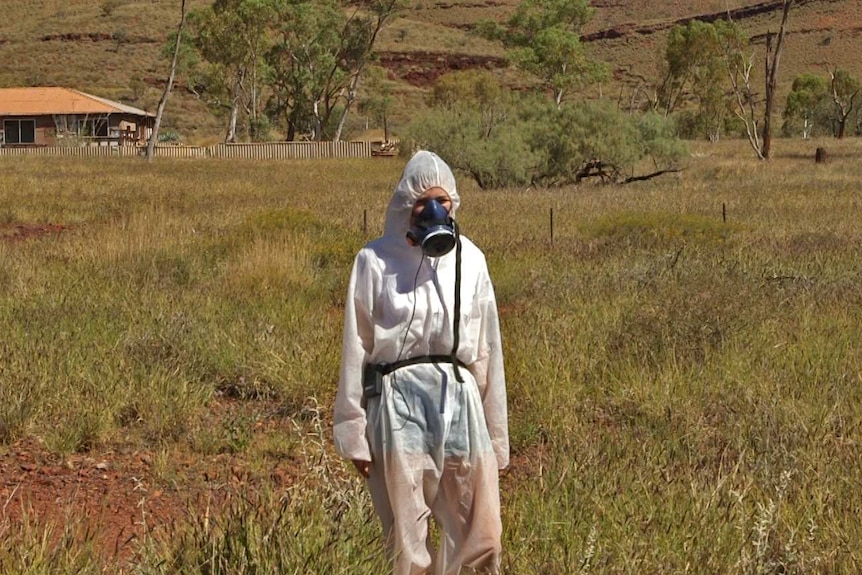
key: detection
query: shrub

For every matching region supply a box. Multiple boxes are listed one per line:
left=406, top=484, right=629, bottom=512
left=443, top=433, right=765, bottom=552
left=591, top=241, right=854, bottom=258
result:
left=529, top=100, right=687, bottom=185
left=158, top=130, right=181, bottom=143
left=100, top=0, right=122, bottom=17
left=403, top=107, right=539, bottom=189
left=402, top=72, right=686, bottom=189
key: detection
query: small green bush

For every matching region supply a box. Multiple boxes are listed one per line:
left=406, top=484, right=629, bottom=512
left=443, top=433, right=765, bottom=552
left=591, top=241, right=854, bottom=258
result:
left=403, top=73, right=687, bottom=189
left=100, top=0, right=122, bottom=17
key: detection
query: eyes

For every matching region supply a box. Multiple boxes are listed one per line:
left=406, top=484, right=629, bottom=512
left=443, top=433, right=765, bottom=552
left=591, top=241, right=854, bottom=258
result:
left=412, top=195, right=451, bottom=214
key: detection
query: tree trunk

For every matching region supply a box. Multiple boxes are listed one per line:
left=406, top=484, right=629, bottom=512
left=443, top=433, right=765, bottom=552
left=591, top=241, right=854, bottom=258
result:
left=727, top=57, right=764, bottom=160
left=225, top=72, right=244, bottom=143
left=146, top=0, right=187, bottom=163
left=312, top=100, right=323, bottom=141
left=762, top=32, right=774, bottom=159
left=761, top=1, right=792, bottom=160
left=226, top=98, right=239, bottom=143
left=286, top=112, right=297, bottom=142
left=333, top=74, right=361, bottom=142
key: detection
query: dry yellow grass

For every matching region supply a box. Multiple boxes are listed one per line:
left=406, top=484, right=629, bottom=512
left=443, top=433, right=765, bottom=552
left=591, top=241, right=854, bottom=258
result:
left=1, top=137, right=862, bottom=572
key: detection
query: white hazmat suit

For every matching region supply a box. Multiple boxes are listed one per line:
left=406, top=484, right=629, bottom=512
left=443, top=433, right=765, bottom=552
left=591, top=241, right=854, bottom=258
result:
left=334, top=151, right=509, bottom=575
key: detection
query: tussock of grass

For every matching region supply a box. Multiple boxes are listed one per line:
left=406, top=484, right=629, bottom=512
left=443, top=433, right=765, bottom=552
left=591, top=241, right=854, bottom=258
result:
left=0, top=509, right=102, bottom=575
left=136, top=404, right=387, bottom=575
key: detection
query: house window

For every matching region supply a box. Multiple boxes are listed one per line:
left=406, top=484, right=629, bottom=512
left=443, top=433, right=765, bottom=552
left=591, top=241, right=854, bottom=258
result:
left=76, top=116, right=109, bottom=138
left=95, top=118, right=109, bottom=138
left=3, top=119, right=36, bottom=144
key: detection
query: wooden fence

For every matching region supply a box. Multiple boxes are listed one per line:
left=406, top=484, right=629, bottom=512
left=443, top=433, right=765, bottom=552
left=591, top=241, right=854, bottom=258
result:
left=0, top=146, right=141, bottom=158
left=0, top=140, right=385, bottom=160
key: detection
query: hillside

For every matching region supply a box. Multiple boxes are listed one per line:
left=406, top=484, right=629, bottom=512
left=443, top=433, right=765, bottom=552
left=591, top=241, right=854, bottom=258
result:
left=1, top=0, right=859, bottom=143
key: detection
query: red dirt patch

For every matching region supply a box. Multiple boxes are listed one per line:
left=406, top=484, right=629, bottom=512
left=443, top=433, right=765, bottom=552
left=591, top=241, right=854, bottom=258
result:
left=0, top=439, right=183, bottom=560
left=0, top=222, right=69, bottom=242
left=0, top=399, right=302, bottom=565
left=40, top=32, right=157, bottom=45
left=378, top=51, right=508, bottom=87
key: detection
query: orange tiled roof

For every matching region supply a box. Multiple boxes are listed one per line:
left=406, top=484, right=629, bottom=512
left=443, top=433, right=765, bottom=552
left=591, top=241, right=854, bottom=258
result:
left=0, top=87, right=154, bottom=117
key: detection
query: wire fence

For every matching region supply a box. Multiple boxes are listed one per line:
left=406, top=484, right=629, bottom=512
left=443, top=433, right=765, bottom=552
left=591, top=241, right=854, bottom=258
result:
left=0, top=140, right=394, bottom=160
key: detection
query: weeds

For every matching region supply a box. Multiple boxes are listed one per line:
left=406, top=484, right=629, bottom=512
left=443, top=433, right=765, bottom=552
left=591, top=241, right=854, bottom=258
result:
left=0, top=503, right=102, bottom=575
left=1, top=142, right=862, bottom=572
left=134, top=399, right=385, bottom=575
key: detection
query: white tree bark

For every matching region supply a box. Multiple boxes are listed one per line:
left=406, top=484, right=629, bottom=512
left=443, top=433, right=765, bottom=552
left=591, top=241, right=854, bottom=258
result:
left=147, top=0, right=187, bottom=163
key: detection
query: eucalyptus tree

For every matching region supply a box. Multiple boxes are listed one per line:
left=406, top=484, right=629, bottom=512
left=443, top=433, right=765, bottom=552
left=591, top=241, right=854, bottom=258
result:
left=266, top=0, right=409, bottom=141
left=357, top=65, right=395, bottom=141
left=266, top=0, right=344, bottom=141
left=188, top=0, right=276, bottom=142
left=147, top=0, right=187, bottom=162
left=657, top=20, right=727, bottom=141
left=714, top=19, right=762, bottom=154
left=783, top=73, right=830, bottom=138
left=332, top=0, right=411, bottom=141
left=477, top=0, right=605, bottom=107
left=179, top=0, right=406, bottom=142
left=716, top=0, right=793, bottom=159
left=826, top=66, right=860, bottom=139
left=760, top=0, right=793, bottom=158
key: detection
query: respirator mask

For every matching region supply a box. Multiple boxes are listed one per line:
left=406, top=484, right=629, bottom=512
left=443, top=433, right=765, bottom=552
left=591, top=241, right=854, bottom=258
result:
left=406, top=198, right=457, bottom=257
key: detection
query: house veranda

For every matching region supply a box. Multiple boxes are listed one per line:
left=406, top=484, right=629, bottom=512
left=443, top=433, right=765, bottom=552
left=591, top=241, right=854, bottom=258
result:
left=0, top=87, right=154, bottom=148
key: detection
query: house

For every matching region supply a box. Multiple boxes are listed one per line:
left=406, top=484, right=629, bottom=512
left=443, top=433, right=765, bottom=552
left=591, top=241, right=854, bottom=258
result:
left=0, top=87, right=155, bottom=147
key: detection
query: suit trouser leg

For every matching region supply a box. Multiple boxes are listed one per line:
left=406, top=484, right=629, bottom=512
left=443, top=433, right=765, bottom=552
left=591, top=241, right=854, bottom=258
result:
left=432, top=453, right=502, bottom=575
left=365, top=364, right=502, bottom=575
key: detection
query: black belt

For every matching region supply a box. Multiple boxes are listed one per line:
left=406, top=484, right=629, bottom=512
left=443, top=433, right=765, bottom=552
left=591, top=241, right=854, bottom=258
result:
left=376, top=355, right=467, bottom=375
left=362, top=355, right=468, bottom=400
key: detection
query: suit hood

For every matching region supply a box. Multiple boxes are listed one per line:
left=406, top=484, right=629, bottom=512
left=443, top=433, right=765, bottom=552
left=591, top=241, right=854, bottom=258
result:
left=383, top=150, right=460, bottom=239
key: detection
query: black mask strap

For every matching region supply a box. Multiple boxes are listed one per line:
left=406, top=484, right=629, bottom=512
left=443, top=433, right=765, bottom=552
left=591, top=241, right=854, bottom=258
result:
left=451, top=220, right=463, bottom=384
left=438, top=220, right=463, bottom=414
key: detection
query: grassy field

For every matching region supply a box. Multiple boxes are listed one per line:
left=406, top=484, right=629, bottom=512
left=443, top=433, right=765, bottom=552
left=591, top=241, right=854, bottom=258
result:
left=1, top=137, right=862, bottom=573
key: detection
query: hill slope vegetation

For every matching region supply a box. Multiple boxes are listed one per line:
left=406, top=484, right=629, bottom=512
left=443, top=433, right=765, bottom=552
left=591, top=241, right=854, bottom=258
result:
left=1, top=0, right=858, bottom=142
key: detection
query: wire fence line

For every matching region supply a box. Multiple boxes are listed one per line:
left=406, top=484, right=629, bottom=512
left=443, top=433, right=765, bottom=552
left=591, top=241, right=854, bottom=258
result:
left=0, top=140, right=396, bottom=160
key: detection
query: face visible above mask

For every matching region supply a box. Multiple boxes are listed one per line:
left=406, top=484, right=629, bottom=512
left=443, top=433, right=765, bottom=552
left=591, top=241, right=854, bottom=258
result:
left=406, top=198, right=457, bottom=257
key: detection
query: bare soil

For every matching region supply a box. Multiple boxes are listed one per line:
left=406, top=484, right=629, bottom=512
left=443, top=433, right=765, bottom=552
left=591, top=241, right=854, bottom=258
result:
left=0, top=223, right=69, bottom=242
left=377, top=51, right=508, bottom=87
left=0, top=398, right=302, bottom=565
left=0, top=438, right=185, bottom=559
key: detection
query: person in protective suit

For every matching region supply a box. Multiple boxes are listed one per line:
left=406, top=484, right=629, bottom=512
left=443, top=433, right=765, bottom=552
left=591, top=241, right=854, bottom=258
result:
left=333, top=150, right=509, bottom=575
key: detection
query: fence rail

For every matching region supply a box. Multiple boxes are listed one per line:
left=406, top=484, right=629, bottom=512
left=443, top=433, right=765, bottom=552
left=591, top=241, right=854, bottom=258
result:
left=0, top=140, right=389, bottom=160
left=0, top=146, right=140, bottom=158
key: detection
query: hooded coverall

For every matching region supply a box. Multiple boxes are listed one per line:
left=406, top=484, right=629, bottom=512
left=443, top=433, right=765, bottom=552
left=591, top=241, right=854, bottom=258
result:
left=333, top=151, right=509, bottom=575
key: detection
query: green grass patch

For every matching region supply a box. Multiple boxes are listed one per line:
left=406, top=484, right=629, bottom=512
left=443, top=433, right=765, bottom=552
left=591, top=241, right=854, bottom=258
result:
left=582, top=210, right=736, bottom=251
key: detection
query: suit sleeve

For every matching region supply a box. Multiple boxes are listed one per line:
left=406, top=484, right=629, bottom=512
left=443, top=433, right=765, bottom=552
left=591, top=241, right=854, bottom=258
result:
left=333, top=250, right=375, bottom=462
left=470, top=265, right=510, bottom=469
